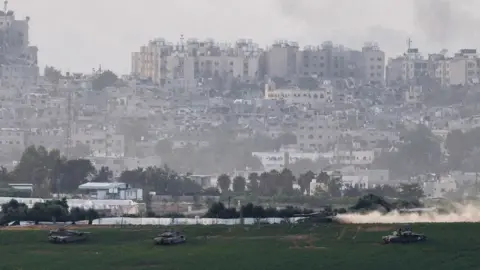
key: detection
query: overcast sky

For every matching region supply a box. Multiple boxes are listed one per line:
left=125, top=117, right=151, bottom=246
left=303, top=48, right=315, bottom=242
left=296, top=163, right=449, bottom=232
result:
left=12, top=0, right=480, bottom=74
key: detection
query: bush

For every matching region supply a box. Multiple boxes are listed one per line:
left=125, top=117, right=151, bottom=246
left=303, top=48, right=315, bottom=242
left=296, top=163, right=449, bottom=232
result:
left=0, top=198, right=100, bottom=225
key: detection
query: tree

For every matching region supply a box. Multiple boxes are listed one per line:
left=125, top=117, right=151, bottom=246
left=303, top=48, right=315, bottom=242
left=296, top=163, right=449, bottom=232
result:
left=298, top=170, right=315, bottom=195
left=259, top=170, right=278, bottom=196
left=278, top=168, right=295, bottom=195
left=92, top=70, right=118, bottom=91
left=58, top=159, right=96, bottom=193
left=0, top=199, right=28, bottom=224
left=232, top=176, right=246, bottom=193
left=91, top=166, right=113, bottom=182
left=11, top=146, right=65, bottom=196
left=119, top=167, right=145, bottom=188
left=217, top=174, right=231, bottom=193
left=0, top=166, right=13, bottom=185
left=44, top=66, right=62, bottom=84
left=247, top=172, right=259, bottom=193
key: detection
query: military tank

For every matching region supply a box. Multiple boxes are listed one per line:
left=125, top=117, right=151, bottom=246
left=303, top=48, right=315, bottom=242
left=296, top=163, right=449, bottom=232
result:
left=48, top=228, right=90, bottom=244
left=382, top=226, right=426, bottom=244
left=153, top=231, right=186, bottom=245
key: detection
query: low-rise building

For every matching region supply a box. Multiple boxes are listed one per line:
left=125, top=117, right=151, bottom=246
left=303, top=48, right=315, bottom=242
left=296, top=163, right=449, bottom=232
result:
left=78, top=182, right=143, bottom=201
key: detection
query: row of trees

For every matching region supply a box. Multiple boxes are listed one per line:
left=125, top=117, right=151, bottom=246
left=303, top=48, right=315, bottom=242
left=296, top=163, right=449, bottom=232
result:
left=0, top=198, right=99, bottom=225
left=0, top=146, right=210, bottom=199
left=0, top=145, right=424, bottom=206
left=215, top=169, right=424, bottom=200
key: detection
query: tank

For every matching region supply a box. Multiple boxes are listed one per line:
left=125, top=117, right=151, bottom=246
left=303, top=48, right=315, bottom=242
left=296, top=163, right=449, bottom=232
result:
left=153, top=231, right=186, bottom=245
left=382, top=227, right=426, bottom=244
left=48, top=228, right=90, bottom=244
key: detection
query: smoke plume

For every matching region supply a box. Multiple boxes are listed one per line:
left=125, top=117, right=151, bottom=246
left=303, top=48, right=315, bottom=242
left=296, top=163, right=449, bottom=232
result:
left=413, top=0, right=479, bottom=47
left=336, top=203, right=480, bottom=224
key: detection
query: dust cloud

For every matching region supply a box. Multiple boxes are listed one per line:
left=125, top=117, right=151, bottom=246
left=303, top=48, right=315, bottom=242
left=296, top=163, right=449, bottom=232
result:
left=413, top=0, right=480, bottom=47
left=336, top=203, right=480, bottom=224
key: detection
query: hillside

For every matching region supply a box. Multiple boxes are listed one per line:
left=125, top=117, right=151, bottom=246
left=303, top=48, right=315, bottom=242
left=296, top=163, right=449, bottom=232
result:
left=0, top=223, right=478, bottom=270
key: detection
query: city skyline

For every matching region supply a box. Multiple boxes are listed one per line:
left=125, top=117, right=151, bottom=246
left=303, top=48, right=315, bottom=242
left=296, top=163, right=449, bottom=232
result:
left=12, top=0, right=480, bottom=74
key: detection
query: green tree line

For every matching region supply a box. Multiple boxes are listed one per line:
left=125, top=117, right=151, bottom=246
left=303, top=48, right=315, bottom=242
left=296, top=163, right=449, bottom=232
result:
left=0, top=198, right=99, bottom=226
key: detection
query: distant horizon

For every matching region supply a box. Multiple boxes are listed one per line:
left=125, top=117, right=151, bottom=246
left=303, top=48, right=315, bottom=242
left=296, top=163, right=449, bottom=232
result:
left=10, top=0, right=480, bottom=74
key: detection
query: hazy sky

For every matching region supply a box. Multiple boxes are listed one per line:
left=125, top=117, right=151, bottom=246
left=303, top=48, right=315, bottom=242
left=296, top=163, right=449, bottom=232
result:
left=12, top=0, right=480, bottom=74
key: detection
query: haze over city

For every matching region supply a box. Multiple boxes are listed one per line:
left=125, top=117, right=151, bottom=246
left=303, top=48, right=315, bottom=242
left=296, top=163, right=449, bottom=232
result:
left=13, top=0, right=480, bottom=73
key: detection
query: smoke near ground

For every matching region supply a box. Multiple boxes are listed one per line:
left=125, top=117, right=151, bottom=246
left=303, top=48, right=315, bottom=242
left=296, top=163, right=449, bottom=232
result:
left=336, top=203, right=480, bottom=224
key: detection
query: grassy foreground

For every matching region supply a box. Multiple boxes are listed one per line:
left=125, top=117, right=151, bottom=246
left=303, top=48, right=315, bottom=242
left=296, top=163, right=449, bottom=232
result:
left=0, top=223, right=479, bottom=270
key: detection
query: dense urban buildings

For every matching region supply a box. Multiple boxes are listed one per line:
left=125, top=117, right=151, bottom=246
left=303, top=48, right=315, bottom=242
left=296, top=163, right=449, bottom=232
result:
left=2, top=4, right=480, bottom=204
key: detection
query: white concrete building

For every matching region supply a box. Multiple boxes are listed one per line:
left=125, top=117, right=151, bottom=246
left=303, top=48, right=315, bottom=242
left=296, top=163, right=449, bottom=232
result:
left=422, top=175, right=457, bottom=198
left=252, top=151, right=322, bottom=172
left=264, top=81, right=334, bottom=106
left=321, top=149, right=375, bottom=165
left=78, top=182, right=143, bottom=201
left=362, top=43, right=385, bottom=85
left=0, top=128, right=26, bottom=150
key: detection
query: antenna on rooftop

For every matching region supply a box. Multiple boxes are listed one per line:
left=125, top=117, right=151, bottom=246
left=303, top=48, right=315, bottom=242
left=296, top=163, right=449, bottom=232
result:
left=407, top=38, right=412, bottom=50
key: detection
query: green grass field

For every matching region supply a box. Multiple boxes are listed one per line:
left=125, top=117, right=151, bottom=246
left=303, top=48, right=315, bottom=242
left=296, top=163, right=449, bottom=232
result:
left=0, top=223, right=479, bottom=270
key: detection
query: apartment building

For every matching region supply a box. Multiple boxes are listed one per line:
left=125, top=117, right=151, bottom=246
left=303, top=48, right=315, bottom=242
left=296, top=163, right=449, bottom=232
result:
left=361, top=43, right=385, bottom=85
left=0, top=9, right=39, bottom=90
left=296, top=42, right=385, bottom=86
left=73, top=130, right=126, bottom=157
left=386, top=48, right=429, bottom=86
left=132, top=38, right=262, bottom=85
left=295, top=114, right=342, bottom=152
left=264, top=80, right=334, bottom=107
left=265, top=40, right=299, bottom=79
left=0, top=128, right=26, bottom=149
left=321, top=149, right=375, bottom=165
left=252, top=151, right=321, bottom=172
left=131, top=38, right=173, bottom=85
left=387, top=47, right=480, bottom=87
left=446, top=49, right=480, bottom=86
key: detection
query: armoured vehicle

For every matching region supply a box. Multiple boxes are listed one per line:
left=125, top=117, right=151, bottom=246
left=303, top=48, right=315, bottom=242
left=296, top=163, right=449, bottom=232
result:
left=382, top=227, right=426, bottom=244
left=153, top=231, right=186, bottom=245
left=48, top=228, right=90, bottom=244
